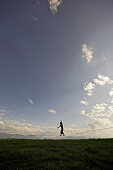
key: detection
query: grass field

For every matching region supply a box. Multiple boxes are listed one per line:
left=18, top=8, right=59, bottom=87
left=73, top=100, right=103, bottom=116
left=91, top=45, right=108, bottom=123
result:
left=0, top=139, right=113, bottom=170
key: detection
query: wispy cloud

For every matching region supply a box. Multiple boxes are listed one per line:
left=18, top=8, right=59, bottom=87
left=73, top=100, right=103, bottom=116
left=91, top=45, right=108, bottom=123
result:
left=35, top=0, right=40, bottom=5
left=81, top=44, right=94, bottom=63
left=48, top=0, right=62, bottom=14
left=0, top=109, right=6, bottom=115
left=0, top=109, right=6, bottom=119
left=27, top=97, right=34, bottom=105
left=32, top=16, right=38, bottom=21
left=48, top=109, right=56, bottom=114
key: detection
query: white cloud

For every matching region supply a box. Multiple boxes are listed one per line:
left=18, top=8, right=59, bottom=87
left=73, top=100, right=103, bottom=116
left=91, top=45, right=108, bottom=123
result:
left=0, top=119, right=57, bottom=136
left=83, top=74, right=113, bottom=97
left=27, top=97, right=34, bottom=104
left=22, top=119, right=26, bottom=122
left=81, top=103, right=113, bottom=131
left=94, top=73, right=113, bottom=86
left=0, top=119, right=95, bottom=138
left=91, top=103, right=107, bottom=114
left=80, top=110, right=86, bottom=116
left=81, top=44, right=94, bottom=63
left=48, top=0, right=62, bottom=14
left=83, top=82, right=95, bottom=96
left=48, top=109, right=56, bottom=114
left=83, top=103, right=113, bottom=119
left=0, top=109, right=6, bottom=119
left=0, top=109, right=6, bottom=115
left=80, top=100, right=89, bottom=105
left=80, top=102, right=113, bottom=138
left=0, top=121, right=4, bottom=125
left=88, top=118, right=113, bottom=130
left=0, top=117, right=113, bottom=138
left=111, top=98, right=113, bottom=104
left=109, top=88, right=113, bottom=97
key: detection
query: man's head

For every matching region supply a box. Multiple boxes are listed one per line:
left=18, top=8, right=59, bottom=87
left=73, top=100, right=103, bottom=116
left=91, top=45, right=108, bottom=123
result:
left=60, top=120, right=62, bottom=124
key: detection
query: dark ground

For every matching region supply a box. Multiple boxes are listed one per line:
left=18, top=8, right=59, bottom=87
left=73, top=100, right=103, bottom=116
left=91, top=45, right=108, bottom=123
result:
left=0, top=139, right=113, bottom=170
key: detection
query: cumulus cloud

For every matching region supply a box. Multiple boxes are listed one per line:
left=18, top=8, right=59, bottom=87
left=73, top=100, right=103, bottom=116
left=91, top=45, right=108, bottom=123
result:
left=111, top=98, right=113, bottom=104
left=82, top=103, right=113, bottom=119
left=81, top=44, right=94, bottom=63
left=27, top=97, right=34, bottom=104
left=80, top=103, right=113, bottom=130
left=109, top=88, right=113, bottom=97
left=83, top=82, right=95, bottom=96
left=80, top=110, right=86, bottom=116
left=90, top=103, right=110, bottom=118
left=88, top=118, right=113, bottom=131
left=83, top=74, right=113, bottom=96
left=48, top=0, right=62, bottom=14
left=48, top=109, right=56, bottom=114
left=80, top=100, right=89, bottom=105
left=94, top=74, right=113, bottom=86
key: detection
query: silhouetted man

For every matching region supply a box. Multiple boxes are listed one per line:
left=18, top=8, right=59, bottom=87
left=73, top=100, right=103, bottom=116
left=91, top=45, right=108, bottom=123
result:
left=58, top=120, right=65, bottom=136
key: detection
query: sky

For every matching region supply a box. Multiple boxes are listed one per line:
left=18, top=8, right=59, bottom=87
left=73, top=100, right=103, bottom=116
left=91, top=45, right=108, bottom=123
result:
left=0, top=0, right=113, bottom=138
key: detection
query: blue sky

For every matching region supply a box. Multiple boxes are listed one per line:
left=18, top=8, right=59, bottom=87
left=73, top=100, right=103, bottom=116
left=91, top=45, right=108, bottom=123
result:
left=0, top=0, right=113, bottom=138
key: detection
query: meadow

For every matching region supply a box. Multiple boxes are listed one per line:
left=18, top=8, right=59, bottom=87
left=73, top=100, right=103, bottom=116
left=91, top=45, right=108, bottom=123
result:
left=0, top=139, right=113, bottom=170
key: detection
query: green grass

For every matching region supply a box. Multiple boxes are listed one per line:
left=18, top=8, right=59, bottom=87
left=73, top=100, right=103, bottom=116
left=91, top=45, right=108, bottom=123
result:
left=0, top=139, right=113, bottom=170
